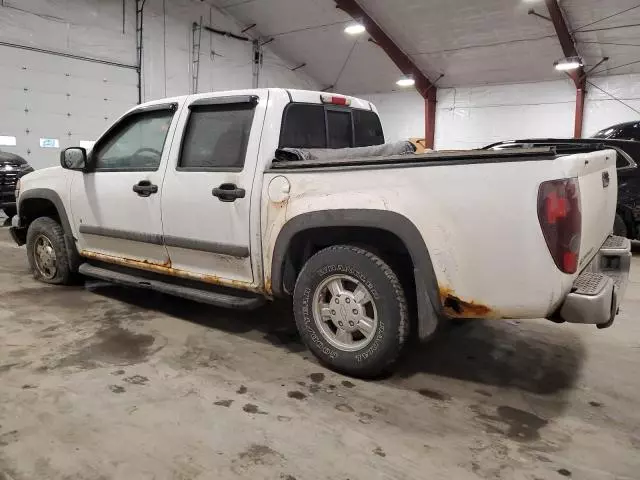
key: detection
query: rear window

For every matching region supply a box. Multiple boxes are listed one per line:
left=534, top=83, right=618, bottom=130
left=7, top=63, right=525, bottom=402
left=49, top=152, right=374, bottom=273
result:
left=279, top=103, right=384, bottom=149
left=354, top=109, right=384, bottom=147
left=327, top=110, right=352, bottom=148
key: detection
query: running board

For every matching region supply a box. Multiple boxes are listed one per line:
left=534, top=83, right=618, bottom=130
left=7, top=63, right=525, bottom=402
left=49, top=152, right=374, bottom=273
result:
left=78, top=263, right=265, bottom=310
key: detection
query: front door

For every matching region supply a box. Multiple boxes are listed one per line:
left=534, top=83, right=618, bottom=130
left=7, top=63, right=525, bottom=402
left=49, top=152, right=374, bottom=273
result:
left=160, top=93, right=266, bottom=287
left=70, top=103, right=180, bottom=265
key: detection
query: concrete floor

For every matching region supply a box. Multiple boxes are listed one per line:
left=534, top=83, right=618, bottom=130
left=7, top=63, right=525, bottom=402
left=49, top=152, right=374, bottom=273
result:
left=0, top=224, right=639, bottom=480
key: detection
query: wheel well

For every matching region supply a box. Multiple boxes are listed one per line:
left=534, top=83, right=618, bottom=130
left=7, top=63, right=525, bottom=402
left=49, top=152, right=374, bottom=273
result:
left=20, top=198, right=60, bottom=227
left=280, top=226, right=415, bottom=299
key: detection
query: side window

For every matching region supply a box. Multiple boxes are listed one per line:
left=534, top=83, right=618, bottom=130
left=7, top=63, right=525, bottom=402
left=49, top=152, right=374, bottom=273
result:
left=179, top=103, right=256, bottom=170
left=354, top=110, right=384, bottom=147
left=327, top=109, right=353, bottom=148
left=279, top=104, right=326, bottom=149
left=93, top=109, right=174, bottom=171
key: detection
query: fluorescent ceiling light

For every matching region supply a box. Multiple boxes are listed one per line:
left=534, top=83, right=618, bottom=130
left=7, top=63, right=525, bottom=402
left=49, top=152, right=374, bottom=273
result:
left=554, top=56, right=583, bottom=71
left=396, top=75, right=415, bottom=87
left=344, top=23, right=365, bottom=35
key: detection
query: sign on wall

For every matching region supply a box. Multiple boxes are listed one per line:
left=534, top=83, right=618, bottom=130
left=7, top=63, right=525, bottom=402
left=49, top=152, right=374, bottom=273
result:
left=39, top=138, right=60, bottom=148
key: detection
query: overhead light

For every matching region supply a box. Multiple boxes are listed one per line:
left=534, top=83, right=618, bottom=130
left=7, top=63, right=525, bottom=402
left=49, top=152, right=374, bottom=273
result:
left=554, top=56, right=583, bottom=71
left=344, top=23, right=365, bottom=35
left=396, top=75, right=415, bottom=87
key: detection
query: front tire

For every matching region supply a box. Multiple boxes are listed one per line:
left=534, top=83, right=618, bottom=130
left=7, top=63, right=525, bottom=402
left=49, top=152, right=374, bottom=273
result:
left=293, top=245, right=409, bottom=378
left=26, top=217, right=74, bottom=285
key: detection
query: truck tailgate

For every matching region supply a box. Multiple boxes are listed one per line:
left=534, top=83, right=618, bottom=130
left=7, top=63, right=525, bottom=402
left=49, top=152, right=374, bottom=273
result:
left=569, top=150, right=618, bottom=271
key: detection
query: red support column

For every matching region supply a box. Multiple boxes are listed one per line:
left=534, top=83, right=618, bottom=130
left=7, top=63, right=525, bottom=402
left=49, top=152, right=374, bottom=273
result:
left=425, top=90, right=437, bottom=149
left=574, top=79, right=586, bottom=138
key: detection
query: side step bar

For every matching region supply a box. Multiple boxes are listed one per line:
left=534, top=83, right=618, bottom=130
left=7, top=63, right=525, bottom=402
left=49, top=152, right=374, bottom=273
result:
left=78, top=263, right=265, bottom=310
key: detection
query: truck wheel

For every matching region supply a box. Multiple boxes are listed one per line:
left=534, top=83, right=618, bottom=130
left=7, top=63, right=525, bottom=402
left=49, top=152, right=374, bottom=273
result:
left=613, top=214, right=628, bottom=238
left=26, top=217, right=73, bottom=285
left=3, top=207, right=16, bottom=218
left=293, top=245, right=409, bottom=378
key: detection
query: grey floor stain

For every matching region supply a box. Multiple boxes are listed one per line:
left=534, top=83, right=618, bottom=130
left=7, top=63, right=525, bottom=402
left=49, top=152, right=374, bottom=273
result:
left=237, top=443, right=283, bottom=465
left=57, top=325, right=157, bottom=369
left=214, top=399, right=233, bottom=407
left=358, top=412, right=373, bottom=424
left=309, top=373, right=325, bottom=383
left=243, top=403, right=268, bottom=415
left=287, top=391, right=306, bottom=400
left=335, top=403, right=355, bottom=413
left=373, top=447, right=386, bottom=457
left=236, top=385, right=248, bottom=394
left=557, top=468, right=572, bottom=477
left=108, top=385, right=126, bottom=394
left=124, top=375, right=149, bottom=385
left=418, top=388, right=452, bottom=402
left=341, top=380, right=355, bottom=388
left=473, top=405, right=548, bottom=442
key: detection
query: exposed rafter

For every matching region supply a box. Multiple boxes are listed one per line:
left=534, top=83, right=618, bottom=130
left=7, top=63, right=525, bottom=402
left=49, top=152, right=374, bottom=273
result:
left=544, top=0, right=585, bottom=137
left=335, top=0, right=437, bottom=147
left=544, top=0, right=584, bottom=88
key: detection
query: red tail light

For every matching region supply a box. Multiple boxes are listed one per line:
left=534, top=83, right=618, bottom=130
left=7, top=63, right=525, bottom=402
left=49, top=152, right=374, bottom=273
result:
left=320, top=94, right=351, bottom=106
left=537, top=178, right=581, bottom=274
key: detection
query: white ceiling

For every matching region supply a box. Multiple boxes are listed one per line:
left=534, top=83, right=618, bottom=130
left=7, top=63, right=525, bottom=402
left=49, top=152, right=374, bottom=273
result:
left=210, top=0, right=640, bottom=94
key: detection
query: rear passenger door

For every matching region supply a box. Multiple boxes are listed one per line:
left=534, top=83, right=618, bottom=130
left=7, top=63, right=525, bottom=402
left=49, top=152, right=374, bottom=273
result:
left=160, top=93, right=265, bottom=287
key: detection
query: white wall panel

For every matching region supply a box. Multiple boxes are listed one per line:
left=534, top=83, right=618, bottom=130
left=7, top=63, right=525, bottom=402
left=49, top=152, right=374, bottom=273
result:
left=357, top=91, right=426, bottom=144
left=0, top=0, right=318, bottom=168
left=359, top=74, right=640, bottom=150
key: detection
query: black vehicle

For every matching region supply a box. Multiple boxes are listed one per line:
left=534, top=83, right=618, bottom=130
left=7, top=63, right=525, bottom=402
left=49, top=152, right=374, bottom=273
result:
left=484, top=138, right=640, bottom=239
left=592, top=121, right=640, bottom=141
left=0, top=151, right=33, bottom=218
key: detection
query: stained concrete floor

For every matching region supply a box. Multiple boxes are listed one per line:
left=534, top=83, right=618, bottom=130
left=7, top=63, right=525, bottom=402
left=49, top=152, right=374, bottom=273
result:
left=0, top=224, right=639, bottom=480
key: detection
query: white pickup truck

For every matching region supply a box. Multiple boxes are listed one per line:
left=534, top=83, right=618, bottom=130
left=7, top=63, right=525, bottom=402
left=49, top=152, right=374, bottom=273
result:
left=10, top=88, right=631, bottom=377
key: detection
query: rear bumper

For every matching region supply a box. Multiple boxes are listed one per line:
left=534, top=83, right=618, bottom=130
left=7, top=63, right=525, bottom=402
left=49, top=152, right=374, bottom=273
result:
left=556, top=235, right=631, bottom=327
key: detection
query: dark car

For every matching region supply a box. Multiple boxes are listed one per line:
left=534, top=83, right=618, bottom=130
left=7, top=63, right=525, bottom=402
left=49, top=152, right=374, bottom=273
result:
left=0, top=151, right=34, bottom=218
left=484, top=138, right=640, bottom=239
left=592, top=121, right=640, bottom=141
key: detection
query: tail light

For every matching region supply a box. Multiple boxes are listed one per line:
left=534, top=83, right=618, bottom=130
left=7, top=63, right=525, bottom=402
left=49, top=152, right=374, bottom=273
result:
left=320, top=94, right=351, bottom=106
left=537, top=178, right=581, bottom=274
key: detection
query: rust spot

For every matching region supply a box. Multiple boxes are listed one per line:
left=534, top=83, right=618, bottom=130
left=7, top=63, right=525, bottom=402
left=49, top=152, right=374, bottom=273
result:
left=439, top=287, right=492, bottom=318
left=80, top=250, right=263, bottom=294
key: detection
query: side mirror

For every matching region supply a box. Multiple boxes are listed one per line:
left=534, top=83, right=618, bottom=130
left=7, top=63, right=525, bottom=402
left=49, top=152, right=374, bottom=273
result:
left=60, top=147, right=87, bottom=171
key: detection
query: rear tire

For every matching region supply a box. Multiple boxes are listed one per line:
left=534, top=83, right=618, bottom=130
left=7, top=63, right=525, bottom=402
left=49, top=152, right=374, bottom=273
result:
left=2, top=207, right=16, bottom=218
left=293, top=245, right=409, bottom=378
left=613, top=213, right=628, bottom=238
left=26, top=217, right=74, bottom=285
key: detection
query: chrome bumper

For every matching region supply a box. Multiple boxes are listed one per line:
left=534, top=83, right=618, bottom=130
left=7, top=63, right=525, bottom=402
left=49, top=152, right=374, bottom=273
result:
left=558, top=235, right=631, bottom=327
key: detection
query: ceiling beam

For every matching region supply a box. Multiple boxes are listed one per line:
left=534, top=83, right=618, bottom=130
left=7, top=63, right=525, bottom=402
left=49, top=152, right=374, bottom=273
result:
left=544, top=0, right=584, bottom=88
left=335, top=0, right=435, bottom=101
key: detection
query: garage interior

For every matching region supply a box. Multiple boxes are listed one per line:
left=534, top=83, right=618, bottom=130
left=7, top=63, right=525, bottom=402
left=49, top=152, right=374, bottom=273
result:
left=1, top=0, right=640, bottom=479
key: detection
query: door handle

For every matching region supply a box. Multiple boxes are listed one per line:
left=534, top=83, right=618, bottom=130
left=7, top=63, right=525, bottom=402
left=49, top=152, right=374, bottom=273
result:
left=133, top=180, right=158, bottom=197
left=212, top=183, right=245, bottom=202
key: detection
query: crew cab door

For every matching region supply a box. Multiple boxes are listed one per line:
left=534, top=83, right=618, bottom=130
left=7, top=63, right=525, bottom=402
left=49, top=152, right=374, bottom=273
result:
left=160, top=93, right=266, bottom=286
left=70, top=103, right=180, bottom=264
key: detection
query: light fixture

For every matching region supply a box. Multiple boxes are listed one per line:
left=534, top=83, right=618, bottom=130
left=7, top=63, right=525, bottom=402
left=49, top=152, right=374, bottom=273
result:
left=344, top=23, right=365, bottom=35
left=396, top=75, right=415, bottom=87
left=554, top=56, right=583, bottom=71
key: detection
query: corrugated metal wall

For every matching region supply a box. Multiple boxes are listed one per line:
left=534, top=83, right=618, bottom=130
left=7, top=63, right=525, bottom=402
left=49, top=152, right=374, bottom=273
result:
left=0, top=0, right=318, bottom=169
